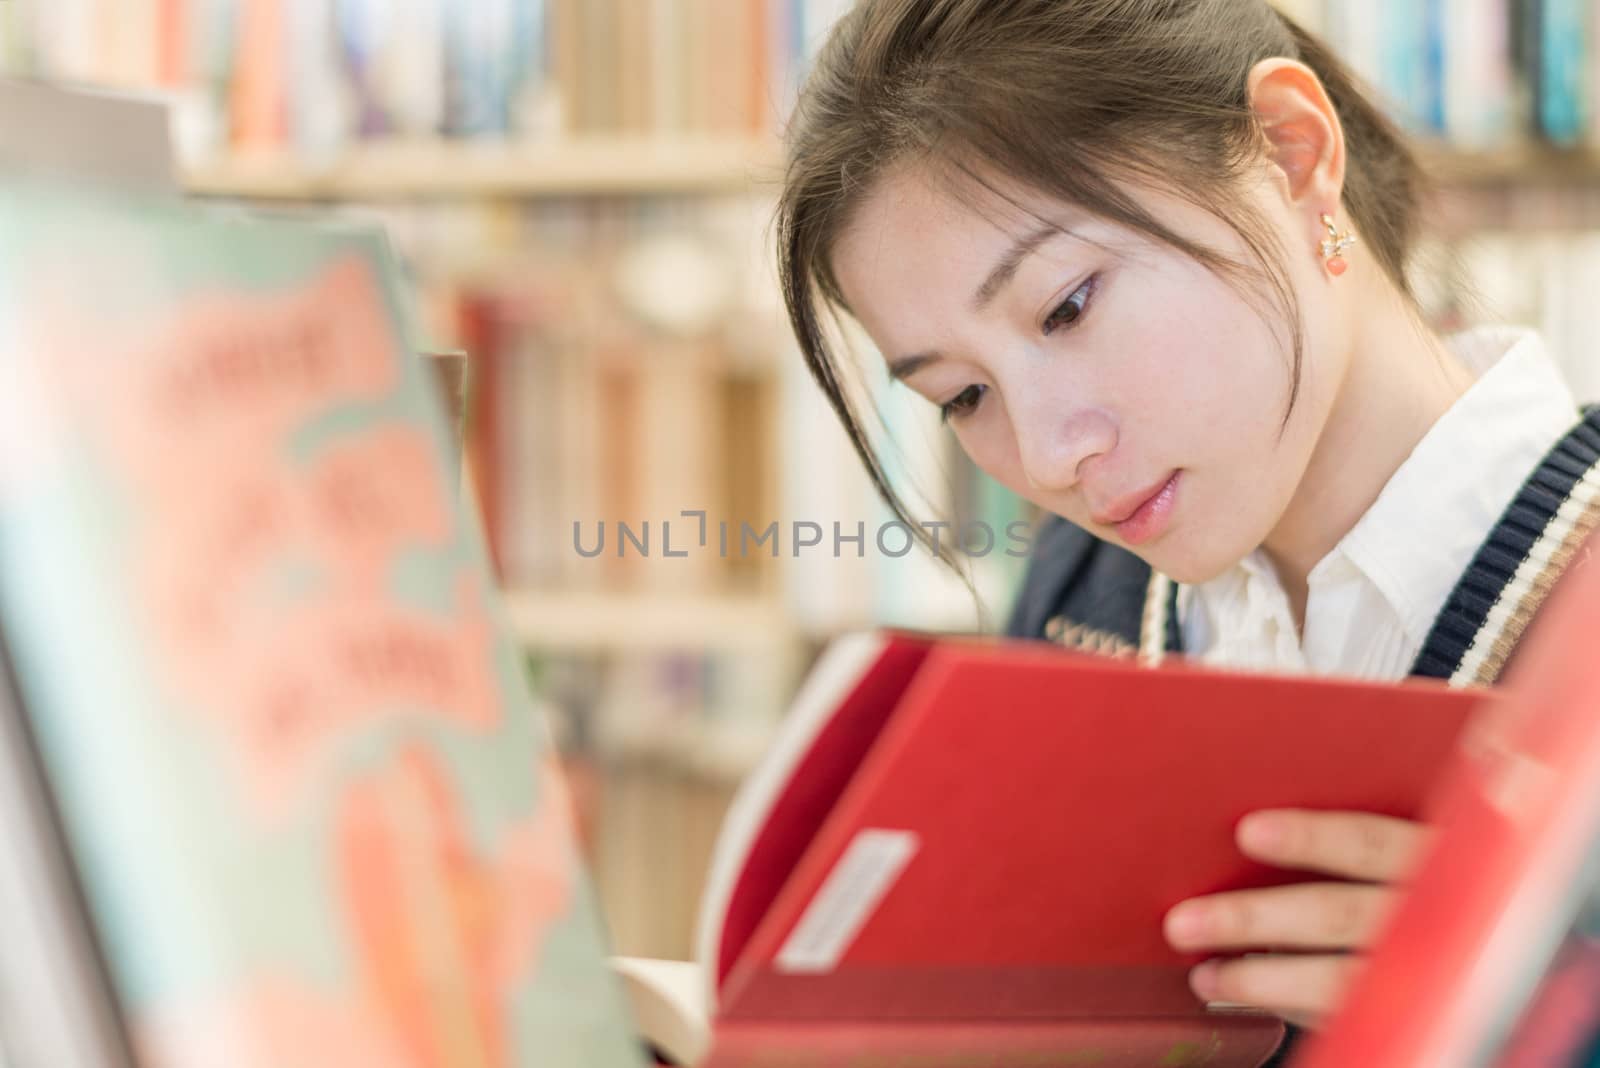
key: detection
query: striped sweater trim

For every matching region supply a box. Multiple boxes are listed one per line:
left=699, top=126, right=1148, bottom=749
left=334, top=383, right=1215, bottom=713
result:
left=1411, top=408, right=1600, bottom=686
left=1138, top=571, right=1182, bottom=666
left=1138, top=571, right=1170, bottom=665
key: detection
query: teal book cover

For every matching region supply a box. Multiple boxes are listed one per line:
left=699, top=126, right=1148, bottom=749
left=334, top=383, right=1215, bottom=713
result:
left=1537, top=0, right=1589, bottom=146
left=0, top=179, right=644, bottom=1068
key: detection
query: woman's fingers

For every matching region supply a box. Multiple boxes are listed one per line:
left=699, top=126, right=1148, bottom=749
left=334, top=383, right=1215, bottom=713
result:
left=1236, top=809, right=1431, bottom=883
left=1165, top=882, right=1395, bottom=952
left=1159, top=810, right=1429, bottom=1027
left=1189, top=952, right=1364, bottom=1026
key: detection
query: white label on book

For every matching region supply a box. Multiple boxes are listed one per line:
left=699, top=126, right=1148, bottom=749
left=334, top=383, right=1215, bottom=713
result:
left=775, top=828, right=918, bottom=974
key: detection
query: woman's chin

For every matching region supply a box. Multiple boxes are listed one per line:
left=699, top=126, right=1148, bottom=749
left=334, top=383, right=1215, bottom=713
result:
left=1138, top=544, right=1249, bottom=587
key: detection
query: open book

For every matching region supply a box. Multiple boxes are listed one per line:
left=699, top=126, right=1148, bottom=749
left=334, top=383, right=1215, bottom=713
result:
left=616, top=632, right=1485, bottom=1067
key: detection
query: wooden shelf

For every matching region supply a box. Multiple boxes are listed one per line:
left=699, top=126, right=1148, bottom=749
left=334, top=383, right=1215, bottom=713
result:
left=1420, top=143, right=1600, bottom=187
left=181, top=137, right=785, bottom=200
left=501, top=589, right=796, bottom=652
left=179, top=138, right=1600, bottom=201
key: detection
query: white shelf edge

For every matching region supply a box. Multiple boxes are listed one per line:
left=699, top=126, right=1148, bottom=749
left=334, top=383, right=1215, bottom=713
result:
left=181, top=137, right=786, bottom=200
left=501, top=588, right=798, bottom=652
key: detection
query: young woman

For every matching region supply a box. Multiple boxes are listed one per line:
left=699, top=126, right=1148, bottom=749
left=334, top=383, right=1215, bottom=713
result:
left=773, top=0, right=1600, bottom=1052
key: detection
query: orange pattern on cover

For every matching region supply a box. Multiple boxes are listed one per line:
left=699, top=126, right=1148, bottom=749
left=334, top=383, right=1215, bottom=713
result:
left=338, top=746, right=576, bottom=1067
left=308, top=426, right=456, bottom=590
left=136, top=748, right=576, bottom=1068
left=20, top=257, right=506, bottom=819
left=191, top=571, right=503, bottom=815
left=134, top=424, right=455, bottom=666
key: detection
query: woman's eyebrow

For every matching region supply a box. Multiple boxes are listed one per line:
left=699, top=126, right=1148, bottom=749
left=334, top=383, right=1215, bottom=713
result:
left=971, top=221, right=1062, bottom=311
left=888, top=351, right=939, bottom=382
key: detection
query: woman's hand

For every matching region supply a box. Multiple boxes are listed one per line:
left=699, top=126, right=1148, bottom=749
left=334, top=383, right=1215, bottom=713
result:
left=1162, top=809, right=1430, bottom=1029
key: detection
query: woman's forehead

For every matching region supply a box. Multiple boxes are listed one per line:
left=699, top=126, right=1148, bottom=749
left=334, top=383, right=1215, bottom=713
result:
left=863, top=160, right=1085, bottom=240
left=835, top=164, right=1167, bottom=311
left=842, top=154, right=1284, bottom=290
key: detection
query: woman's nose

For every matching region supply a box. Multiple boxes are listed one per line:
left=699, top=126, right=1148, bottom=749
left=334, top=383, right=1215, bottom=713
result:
left=1015, top=403, right=1118, bottom=494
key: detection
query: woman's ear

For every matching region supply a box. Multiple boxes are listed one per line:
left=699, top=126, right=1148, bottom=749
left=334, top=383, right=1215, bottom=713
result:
left=1247, top=58, right=1345, bottom=208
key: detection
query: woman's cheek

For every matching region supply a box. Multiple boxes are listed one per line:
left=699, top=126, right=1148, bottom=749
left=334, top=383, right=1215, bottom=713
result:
left=957, top=417, right=1035, bottom=507
left=953, top=418, right=1009, bottom=482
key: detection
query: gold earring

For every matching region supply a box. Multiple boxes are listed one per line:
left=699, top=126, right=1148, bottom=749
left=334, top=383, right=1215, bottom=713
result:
left=1319, top=212, right=1356, bottom=276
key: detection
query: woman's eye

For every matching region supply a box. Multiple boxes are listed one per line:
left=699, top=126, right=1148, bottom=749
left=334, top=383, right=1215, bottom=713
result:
left=939, top=384, right=986, bottom=423
left=1043, top=274, right=1097, bottom=336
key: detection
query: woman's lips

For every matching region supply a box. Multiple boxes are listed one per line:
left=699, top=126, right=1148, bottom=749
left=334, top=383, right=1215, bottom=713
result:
left=1107, top=472, right=1181, bottom=546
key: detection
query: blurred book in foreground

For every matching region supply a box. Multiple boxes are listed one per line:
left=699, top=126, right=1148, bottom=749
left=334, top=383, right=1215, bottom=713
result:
left=0, top=178, right=642, bottom=1067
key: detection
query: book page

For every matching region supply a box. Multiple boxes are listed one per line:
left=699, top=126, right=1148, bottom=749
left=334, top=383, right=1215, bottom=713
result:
left=693, top=631, right=890, bottom=1007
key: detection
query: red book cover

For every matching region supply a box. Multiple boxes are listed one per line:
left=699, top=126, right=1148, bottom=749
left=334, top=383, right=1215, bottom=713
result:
left=657, top=633, right=1483, bottom=1068
left=1293, top=543, right=1600, bottom=1068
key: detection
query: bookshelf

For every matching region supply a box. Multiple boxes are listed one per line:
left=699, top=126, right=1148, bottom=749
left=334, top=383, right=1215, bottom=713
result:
left=1420, top=145, right=1600, bottom=188
left=503, top=588, right=797, bottom=651
left=181, top=136, right=787, bottom=200
left=180, top=141, right=1600, bottom=202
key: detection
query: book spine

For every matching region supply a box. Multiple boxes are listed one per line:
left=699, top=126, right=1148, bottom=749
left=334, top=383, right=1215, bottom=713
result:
left=1417, top=0, right=1446, bottom=133
left=1443, top=0, right=1514, bottom=149
left=684, top=0, right=711, bottom=133
left=540, top=0, right=572, bottom=134
left=228, top=0, right=288, bottom=151
left=153, top=0, right=188, bottom=85
left=1536, top=0, right=1589, bottom=146
left=617, top=0, right=650, bottom=135
left=510, top=0, right=552, bottom=138
left=441, top=0, right=469, bottom=136
left=286, top=0, right=349, bottom=163
left=1512, top=0, right=1544, bottom=140
left=748, top=0, right=770, bottom=136
left=586, top=0, right=616, bottom=133
left=649, top=0, right=682, bottom=136
left=1379, top=0, right=1428, bottom=131
left=386, top=0, right=444, bottom=137
left=704, top=1017, right=1284, bottom=1068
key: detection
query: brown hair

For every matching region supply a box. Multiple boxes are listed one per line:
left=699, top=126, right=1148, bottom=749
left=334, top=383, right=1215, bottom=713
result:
left=776, top=0, right=1428, bottom=569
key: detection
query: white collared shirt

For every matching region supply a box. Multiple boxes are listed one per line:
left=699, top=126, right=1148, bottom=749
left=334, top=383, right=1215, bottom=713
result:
left=1179, top=327, right=1581, bottom=680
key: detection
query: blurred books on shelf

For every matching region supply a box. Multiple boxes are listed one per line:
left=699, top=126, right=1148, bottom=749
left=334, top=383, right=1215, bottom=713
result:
left=0, top=0, right=852, bottom=167
left=5, top=0, right=1598, bottom=195
left=180, top=137, right=786, bottom=200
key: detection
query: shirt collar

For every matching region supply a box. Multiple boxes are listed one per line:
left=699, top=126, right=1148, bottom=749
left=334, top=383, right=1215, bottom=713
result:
left=1323, top=326, right=1579, bottom=643
left=1187, top=326, right=1580, bottom=653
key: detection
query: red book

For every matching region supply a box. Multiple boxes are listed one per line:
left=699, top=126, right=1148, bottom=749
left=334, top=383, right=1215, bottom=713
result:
left=1293, top=543, right=1600, bottom=1068
left=616, top=633, right=1481, bottom=1067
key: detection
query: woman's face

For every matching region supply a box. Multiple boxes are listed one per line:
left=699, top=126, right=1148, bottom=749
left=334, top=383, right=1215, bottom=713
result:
left=830, top=163, right=1349, bottom=584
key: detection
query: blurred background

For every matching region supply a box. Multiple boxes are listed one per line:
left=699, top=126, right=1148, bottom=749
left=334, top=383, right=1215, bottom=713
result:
left=3, top=0, right=1600, bottom=962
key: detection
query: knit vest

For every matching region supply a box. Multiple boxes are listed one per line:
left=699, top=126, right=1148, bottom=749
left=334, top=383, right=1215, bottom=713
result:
left=1006, top=406, right=1600, bottom=686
